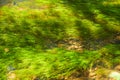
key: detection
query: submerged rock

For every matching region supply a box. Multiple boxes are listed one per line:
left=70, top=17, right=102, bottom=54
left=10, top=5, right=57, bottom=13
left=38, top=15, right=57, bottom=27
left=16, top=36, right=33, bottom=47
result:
left=114, top=65, right=120, bottom=72
left=7, top=65, right=15, bottom=72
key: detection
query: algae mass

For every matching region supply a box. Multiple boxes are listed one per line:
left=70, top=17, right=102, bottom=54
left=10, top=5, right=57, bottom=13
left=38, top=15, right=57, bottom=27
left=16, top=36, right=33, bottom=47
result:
left=0, top=0, right=120, bottom=80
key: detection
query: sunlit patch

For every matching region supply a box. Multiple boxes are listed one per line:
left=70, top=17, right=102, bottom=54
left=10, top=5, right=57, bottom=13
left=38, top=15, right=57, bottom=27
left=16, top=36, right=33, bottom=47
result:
left=103, top=1, right=120, bottom=6
left=4, top=48, right=9, bottom=53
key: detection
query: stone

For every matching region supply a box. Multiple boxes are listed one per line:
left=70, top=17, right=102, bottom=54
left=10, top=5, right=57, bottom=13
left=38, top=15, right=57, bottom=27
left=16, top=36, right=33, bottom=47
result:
left=114, top=65, right=120, bottom=72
